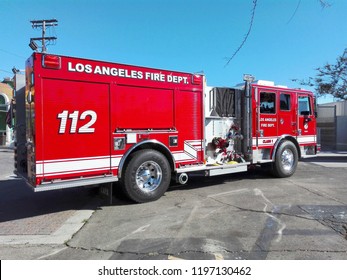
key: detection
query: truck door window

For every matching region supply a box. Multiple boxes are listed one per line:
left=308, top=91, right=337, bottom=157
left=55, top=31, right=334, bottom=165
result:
left=298, top=95, right=311, bottom=115
left=260, top=92, right=276, bottom=114
left=280, top=93, right=290, bottom=111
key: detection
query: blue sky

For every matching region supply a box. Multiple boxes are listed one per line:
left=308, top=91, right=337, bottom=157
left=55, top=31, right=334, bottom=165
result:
left=1, top=0, right=346, bottom=103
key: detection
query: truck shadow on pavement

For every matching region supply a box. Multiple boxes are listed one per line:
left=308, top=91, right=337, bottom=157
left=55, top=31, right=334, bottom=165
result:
left=0, top=177, right=101, bottom=228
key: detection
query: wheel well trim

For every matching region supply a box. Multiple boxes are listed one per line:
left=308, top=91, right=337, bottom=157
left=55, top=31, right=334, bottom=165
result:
left=271, top=135, right=301, bottom=161
left=117, top=140, right=176, bottom=179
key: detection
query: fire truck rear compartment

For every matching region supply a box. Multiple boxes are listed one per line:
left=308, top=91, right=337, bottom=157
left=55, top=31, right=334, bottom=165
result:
left=39, top=79, right=112, bottom=183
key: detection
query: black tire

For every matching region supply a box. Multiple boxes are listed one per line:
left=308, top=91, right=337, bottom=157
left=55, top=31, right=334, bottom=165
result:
left=272, top=140, right=298, bottom=178
left=121, top=149, right=171, bottom=203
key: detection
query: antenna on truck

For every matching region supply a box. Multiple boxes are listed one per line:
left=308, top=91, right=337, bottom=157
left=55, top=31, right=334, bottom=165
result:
left=29, top=19, right=58, bottom=53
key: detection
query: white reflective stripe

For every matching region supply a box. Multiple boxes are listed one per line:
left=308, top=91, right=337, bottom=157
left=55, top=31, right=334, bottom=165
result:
left=36, top=155, right=110, bottom=164
left=43, top=157, right=111, bottom=175
left=35, top=156, right=111, bottom=176
left=35, top=155, right=124, bottom=175
left=186, top=140, right=203, bottom=151
left=253, top=135, right=317, bottom=146
left=111, top=156, right=121, bottom=169
left=36, top=163, right=43, bottom=175
left=184, top=142, right=198, bottom=158
left=173, top=152, right=197, bottom=162
left=297, top=135, right=316, bottom=143
left=38, top=167, right=111, bottom=177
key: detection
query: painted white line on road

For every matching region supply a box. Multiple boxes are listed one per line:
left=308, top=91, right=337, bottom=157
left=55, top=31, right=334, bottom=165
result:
left=207, top=188, right=249, bottom=198
left=254, top=188, right=286, bottom=243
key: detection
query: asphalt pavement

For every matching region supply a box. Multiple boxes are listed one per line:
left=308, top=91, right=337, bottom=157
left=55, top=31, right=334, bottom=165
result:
left=0, top=147, right=347, bottom=259
left=0, top=147, right=102, bottom=258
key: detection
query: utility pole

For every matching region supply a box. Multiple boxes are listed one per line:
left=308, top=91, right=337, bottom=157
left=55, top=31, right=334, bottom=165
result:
left=29, top=19, right=58, bottom=53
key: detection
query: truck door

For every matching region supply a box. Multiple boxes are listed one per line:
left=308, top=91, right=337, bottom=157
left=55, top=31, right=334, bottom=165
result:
left=297, top=93, right=316, bottom=143
left=41, top=79, right=111, bottom=180
left=278, top=92, right=296, bottom=136
left=258, top=90, right=278, bottom=144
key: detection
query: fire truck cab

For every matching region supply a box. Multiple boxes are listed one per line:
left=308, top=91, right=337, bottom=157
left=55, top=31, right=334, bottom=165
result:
left=14, top=53, right=317, bottom=202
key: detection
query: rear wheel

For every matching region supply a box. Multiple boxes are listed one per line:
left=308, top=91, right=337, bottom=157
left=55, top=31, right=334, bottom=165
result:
left=121, top=149, right=171, bottom=203
left=272, top=140, right=298, bottom=178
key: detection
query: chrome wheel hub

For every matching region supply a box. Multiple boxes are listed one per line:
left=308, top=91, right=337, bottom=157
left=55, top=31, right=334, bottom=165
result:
left=135, top=161, right=162, bottom=192
left=281, top=149, right=294, bottom=171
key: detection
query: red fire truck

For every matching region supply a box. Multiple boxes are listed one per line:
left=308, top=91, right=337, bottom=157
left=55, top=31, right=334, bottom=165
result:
left=14, top=53, right=317, bottom=202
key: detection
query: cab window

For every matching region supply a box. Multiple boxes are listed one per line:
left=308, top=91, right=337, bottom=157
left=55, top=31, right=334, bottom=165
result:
left=280, top=93, right=291, bottom=111
left=260, top=92, right=276, bottom=114
left=298, top=95, right=312, bottom=115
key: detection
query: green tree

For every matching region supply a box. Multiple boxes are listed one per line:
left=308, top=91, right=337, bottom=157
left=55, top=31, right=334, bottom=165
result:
left=299, top=48, right=347, bottom=100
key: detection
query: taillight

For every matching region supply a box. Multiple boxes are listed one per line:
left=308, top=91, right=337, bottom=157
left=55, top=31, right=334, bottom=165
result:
left=42, top=55, right=61, bottom=69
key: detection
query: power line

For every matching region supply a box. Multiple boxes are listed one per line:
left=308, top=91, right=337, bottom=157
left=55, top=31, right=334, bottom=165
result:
left=287, top=0, right=330, bottom=24
left=225, top=0, right=257, bottom=67
left=0, top=48, right=26, bottom=59
left=0, top=69, right=13, bottom=74
left=287, top=0, right=302, bottom=24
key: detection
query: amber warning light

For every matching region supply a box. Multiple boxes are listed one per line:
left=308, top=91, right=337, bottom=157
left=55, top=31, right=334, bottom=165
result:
left=42, top=55, right=61, bottom=69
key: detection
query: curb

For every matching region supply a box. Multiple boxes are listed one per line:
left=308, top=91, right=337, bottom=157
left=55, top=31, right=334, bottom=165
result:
left=0, top=202, right=98, bottom=245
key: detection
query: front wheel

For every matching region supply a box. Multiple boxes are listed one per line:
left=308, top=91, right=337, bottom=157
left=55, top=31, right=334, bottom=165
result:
left=272, top=140, right=298, bottom=178
left=121, top=149, right=171, bottom=203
